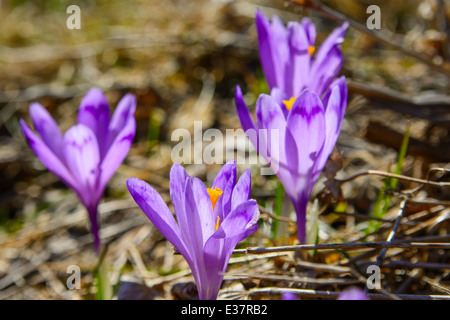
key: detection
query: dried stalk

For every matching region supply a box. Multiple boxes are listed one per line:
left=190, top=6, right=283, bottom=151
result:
left=232, top=242, right=450, bottom=255
left=334, top=170, right=450, bottom=188
left=376, top=200, right=407, bottom=265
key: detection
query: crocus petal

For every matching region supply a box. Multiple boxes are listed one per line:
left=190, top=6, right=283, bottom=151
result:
left=282, top=292, right=299, bottom=300
left=256, top=9, right=289, bottom=91
left=77, top=88, right=111, bottom=158
left=184, top=177, right=215, bottom=296
left=235, top=86, right=259, bottom=149
left=231, top=169, right=251, bottom=210
left=212, top=159, right=236, bottom=191
left=311, top=22, right=348, bottom=95
left=313, top=22, right=348, bottom=67
left=269, top=87, right=290, bottom=118
left=281, top=122, right=300, bottom=197
left=63, top=124, right=101, bottom=207
left=28, top=103, right=65, bottom=160
left=317, top=77, right=347, bottom=171
left=335, top=76, right=348, bottom=123
left=126, top=177, right=192, bottom=265
left=301, top=18, right=316, bottom=45
left=255, top=93, right=286, bottom=156
left=337, top=287, right=370, bottom=300
left=213, top=199, right=260, bottom=240
left=108, top=93, right=136, bottom=151
left=169, top=164, right=192, bottom=253
left=98, top=116, right=136, bottom=197
left=19, top=119, right=78, bottom=191
left=255, top=94, right=289, bottom=180
left=212, top=159, right=236, bottom=220
left=185, top=177, right=216, bottom=247
left=286, top=89, right=326, bottom=189
left=169, top=164, right=189, bottom=215
left=286, top=21, right=313, bottom=96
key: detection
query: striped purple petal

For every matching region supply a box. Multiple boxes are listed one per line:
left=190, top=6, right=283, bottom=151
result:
left=77, top=88, right=111, bottom=158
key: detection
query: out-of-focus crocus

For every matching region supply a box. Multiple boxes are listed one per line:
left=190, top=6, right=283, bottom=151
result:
left=235, top=77, right=347, bottom=244
left=283, top=287, right=369, bottom=300
left=282, top=292, right=299, bottom=300
left=337, top=287, right=370, bottom=300
left=20, top=88, right=136, bottom=253
left=255, top=9, right=348, bottom=98
left=126, top=160, right=260, bottom=300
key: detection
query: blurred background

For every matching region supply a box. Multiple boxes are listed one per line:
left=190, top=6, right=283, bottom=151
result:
left=0, top=0, right=449, bottom=300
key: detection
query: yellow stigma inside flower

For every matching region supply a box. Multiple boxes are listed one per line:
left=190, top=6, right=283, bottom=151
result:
left=283, top=97, right=296, bottom=111
left=308, top=45, right=316, bottom=56
left=207, top=187, right=223, bottom=212
left=208, top=187, right=223, bottom=231
left=215, top=216, right=220, bottom=231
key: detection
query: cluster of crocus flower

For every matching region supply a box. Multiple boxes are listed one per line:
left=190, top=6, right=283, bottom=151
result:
left=236, top=10, right=349, bottom=244
left=20, top=9, right=350, bottom=300
left=127, top=160, right=260, bottom=300
left=20, top=88, right=136, bottom=253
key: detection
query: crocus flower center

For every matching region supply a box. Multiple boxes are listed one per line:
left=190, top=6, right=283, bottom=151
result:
left=207, top=187, right=223, bottom=231
left=215, top=216, right=220, bottom=231
left=283, top=97, right=296, bottom=111
left=308, top=45, right=316, bottom=57
left=207, top=187, right=223, bottom=212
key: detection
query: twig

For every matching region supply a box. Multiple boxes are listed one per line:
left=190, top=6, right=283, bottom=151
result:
left=294, top=260, right=350, bottom=273
left=229, top=273, right=359, bottom=285
left=258, top=205, right=295, bottom=223
left=422, top=276, right=450, bottom=295
left=376, top=200, right=407, bottom=265
left=232, top=242, right=450, bottom=255
left=382, top=261, right=450, bottom=270
left=334, top=170, right=450, bottom=188
left=332, top=210, right=417, bottom=226
left=403, top=199, right=450, bottom=207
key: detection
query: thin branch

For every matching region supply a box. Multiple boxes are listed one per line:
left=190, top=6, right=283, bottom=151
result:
left=232, top=242, right=450, bottom=255
left=229, top=273, right=360, bottom=285
left=376, top=199, right=407, bottom=265
left=382, top=261, right=450, bottom=270
left=258, top=205, right=295, bottom=223
left=334, top=170, right=450, bottom=188
left=332, top=210, right=417, bottom=226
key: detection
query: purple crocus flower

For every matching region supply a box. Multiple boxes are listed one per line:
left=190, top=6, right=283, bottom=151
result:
left=235, top=77, right=347, bottom=244
left=282, top=287, right=369, bottom=300
left=255, top=9, right=349, bottom=98
left=282, top=292, right=299, bottom=300
left=126, top=160, right=260, bottom=300
left=337, top=287, right=370, bottom=300
left=20, top=88, right=136, bottom=253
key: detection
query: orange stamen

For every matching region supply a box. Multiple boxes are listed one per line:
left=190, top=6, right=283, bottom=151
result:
left=207, top=187, right=223, bottom=212
left=283, top=97, right=296, bottom=111
left=308, top=45, right=316, bottom=57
